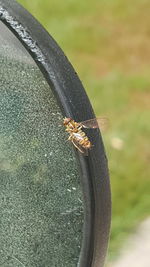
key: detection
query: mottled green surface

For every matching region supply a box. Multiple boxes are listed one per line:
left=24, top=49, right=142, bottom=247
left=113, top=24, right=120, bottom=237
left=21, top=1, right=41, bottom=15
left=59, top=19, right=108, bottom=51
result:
left=0, top=22, right=83, bottom=267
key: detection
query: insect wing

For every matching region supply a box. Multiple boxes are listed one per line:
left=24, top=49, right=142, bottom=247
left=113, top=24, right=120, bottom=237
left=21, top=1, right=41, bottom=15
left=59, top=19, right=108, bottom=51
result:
left=80, top=117, right=108, bottom=131
left=72, top=139, right=88, bottom=156
left=72, top=132, right=84, bottom=140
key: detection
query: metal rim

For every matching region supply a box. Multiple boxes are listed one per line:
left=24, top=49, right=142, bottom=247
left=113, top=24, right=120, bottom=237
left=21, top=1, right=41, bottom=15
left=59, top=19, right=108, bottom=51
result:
left=0, top=1, right=111, bottom=266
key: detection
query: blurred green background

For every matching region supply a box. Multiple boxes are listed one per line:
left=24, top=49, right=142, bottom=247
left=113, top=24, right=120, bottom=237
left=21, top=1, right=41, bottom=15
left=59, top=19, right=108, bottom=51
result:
left=18, top=0, right=150, bottom=262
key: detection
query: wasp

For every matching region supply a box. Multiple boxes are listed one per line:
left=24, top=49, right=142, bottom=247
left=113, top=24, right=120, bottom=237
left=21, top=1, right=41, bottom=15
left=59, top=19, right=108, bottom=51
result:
left=63, top=117, right=107, bottom=155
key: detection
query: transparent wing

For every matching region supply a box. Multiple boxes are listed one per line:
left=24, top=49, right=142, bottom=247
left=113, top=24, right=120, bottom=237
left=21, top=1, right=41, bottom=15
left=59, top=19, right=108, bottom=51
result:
left=80, top=117, right=109, bottom=131
left=72, top=139, right=88, bottom=156
left=72, top=132, right=84, bottom=140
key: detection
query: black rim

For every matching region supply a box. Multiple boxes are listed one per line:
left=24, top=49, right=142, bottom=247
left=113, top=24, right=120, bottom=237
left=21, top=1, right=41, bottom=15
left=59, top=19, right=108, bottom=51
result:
left=0, top=1, right=111, bottom=266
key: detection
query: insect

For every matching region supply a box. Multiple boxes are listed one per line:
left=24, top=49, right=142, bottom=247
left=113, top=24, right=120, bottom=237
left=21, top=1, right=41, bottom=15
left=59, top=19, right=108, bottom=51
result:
left=63, top=117, right=107, bottom=155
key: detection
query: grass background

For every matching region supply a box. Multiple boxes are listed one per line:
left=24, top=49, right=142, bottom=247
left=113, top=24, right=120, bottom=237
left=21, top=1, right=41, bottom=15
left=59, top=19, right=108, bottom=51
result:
left=18, top=0, right=150, bottom=262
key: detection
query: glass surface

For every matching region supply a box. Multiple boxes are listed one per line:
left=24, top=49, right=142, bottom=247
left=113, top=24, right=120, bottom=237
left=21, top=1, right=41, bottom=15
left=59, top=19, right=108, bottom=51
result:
left=0, top=21, right=83, bottom=267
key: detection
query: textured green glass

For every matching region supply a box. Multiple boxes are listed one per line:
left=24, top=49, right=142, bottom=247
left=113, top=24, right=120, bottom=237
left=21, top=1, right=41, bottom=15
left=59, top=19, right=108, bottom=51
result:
left=0, top=21, right=83, bottom=267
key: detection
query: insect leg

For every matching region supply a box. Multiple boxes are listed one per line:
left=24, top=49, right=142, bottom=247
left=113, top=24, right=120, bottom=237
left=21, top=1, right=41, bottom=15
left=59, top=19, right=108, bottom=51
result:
left=72, top=140, right=84, bottom=153
left=77, top=126, right=83, bottom=130
left=72, top=139, right=88, bottom=155
left=68, top=135, right=72, bottom=141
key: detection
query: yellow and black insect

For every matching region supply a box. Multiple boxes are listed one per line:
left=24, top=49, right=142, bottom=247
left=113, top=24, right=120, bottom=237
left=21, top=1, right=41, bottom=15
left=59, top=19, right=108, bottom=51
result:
left=63, top=117, right=108, bottom=155
left=63, top=117, right=92, bottom=155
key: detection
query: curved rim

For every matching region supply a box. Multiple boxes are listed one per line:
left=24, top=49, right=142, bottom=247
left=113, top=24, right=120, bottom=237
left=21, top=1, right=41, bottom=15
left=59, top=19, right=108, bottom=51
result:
left=0, top=1, right=111, bottom=266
